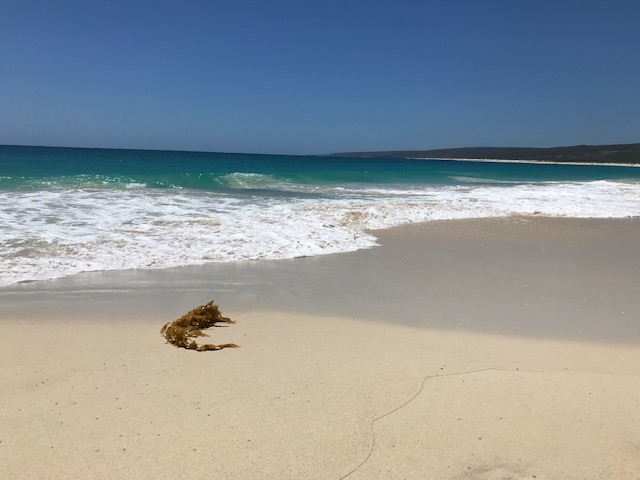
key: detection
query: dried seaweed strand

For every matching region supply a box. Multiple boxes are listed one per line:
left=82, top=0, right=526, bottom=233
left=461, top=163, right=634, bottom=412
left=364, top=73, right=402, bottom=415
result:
left=160, top=301, right=239, bottom=351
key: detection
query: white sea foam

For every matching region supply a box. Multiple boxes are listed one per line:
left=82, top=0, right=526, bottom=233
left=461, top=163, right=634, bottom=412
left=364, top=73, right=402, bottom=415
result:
left=448, top=176, right=522, bottom=184
left=1, top=180, right=639, bottom=286
left=216, top=172, right=286, bottom=189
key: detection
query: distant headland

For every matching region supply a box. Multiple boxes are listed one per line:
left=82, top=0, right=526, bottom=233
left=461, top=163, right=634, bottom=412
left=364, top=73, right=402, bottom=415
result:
left=330, top=143, right=640, bottom=165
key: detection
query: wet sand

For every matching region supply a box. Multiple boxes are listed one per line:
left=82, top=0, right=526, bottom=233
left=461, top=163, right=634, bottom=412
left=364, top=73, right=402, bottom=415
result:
left=3, top=216, right=639, bottom=342
left=1, top=217, right=640, bottom=479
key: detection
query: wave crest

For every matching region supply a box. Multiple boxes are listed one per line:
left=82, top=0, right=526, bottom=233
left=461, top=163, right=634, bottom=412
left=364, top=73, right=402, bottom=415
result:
left=215, top=172, right=286, bottom=189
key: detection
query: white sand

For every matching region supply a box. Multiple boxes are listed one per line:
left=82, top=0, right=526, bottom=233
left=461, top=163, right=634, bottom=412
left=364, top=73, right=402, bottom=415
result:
left=1, top=313, right=639, bottom=479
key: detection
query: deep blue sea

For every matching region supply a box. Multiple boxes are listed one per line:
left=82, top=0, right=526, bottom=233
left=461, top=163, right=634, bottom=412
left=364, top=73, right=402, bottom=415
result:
left=1, top=145, right=639, bottom=286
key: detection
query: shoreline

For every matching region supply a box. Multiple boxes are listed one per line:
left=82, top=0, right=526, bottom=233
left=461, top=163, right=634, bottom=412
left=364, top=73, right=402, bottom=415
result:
left=2, top=216, right=640, bottom=478
left=3, top=216, right=639, bottom=343
left=408, top=156, right=640, bottom=167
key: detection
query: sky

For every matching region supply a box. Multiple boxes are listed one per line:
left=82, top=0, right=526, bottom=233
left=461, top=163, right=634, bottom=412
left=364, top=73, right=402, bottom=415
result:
left=1, top=0, right=639, bottom=155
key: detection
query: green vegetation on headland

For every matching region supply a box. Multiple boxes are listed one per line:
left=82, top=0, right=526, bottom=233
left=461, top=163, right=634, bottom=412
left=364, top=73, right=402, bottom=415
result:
left=330, top=143, right=640, bottom=164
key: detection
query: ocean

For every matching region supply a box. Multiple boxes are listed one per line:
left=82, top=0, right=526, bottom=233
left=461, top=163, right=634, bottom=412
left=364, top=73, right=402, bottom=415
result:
left=1, top=145, right=639, bottom=286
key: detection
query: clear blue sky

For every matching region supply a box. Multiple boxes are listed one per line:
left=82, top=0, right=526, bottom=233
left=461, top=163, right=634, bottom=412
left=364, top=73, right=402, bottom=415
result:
left=2, top=0, right=639, bottom=155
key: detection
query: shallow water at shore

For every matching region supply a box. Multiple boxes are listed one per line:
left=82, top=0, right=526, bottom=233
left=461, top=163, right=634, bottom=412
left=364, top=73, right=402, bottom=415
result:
left=3, top=217, right=639, bottom=344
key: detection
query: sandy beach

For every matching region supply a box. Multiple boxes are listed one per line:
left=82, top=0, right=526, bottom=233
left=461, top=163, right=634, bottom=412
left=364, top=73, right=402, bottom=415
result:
left=2, top=217, right=640, bottom=479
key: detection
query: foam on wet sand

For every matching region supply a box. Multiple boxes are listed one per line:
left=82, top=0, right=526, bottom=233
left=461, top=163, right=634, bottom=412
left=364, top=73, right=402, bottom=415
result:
left=1, top=217, right=640, bottom=479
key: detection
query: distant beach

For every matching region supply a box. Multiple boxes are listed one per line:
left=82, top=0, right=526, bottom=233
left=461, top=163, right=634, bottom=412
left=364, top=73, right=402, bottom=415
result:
left=332, top=143, right=640, bottom=165
left=410, top=156, right=640, bottom=167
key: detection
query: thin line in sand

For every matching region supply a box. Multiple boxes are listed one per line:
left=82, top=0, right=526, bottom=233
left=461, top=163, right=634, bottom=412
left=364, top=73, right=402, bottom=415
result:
left=338, top=365, right=579, bottom=480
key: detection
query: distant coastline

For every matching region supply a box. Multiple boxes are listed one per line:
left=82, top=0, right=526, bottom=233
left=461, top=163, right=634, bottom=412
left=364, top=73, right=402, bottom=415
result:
left=330, top=143, right=640, bottom=165
left=4, top=143, right=640, bottom=165
left=407, top=157, right=640, bottom=168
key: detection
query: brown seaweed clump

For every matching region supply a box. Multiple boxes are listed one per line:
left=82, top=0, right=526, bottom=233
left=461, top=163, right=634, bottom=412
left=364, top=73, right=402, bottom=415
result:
left=160, top=301, right=239, bottom=351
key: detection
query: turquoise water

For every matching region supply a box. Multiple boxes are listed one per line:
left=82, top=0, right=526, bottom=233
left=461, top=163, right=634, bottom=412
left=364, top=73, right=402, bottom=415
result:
left=2, top=145, right=639, bottom=191
left=1, top=145, right=639, bottom=285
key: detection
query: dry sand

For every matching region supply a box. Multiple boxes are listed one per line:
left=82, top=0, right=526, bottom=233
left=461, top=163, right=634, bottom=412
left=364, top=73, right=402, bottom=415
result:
left=1, top=217, right=640, bottom=479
